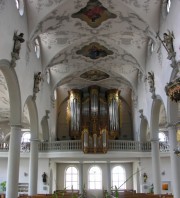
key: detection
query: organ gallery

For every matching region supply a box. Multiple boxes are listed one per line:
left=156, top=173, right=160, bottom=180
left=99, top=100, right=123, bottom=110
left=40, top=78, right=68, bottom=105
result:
left=67, top=86, right=121, bottom=153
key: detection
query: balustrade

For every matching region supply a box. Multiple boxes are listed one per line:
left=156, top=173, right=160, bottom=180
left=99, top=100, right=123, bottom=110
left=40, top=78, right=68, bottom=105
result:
left=0, top=140, right=169, bottom=153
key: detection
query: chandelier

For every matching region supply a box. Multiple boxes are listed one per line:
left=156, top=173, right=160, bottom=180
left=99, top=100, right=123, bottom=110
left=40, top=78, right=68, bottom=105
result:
left=165, top=77, right=180, bottom=102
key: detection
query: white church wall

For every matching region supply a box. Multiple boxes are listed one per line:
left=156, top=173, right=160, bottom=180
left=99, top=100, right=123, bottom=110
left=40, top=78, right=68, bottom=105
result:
left=0, top=158, right=7, bottom=184
left=139, top=156, right=171, bottom=193
left=0, top=157, right=49, bottom=194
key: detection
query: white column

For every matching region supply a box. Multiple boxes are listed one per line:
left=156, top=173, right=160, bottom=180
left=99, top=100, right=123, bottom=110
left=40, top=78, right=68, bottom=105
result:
left=168, top=125, right=180, bottom=198
left=6, top=125, right=22, bottom=198
left=79, top=162, right=83, bottom=194
left=151, top=138, right=161, bottom=194
left=29, top=138, right=39, bottom=195
left=107, top=162, right=111, bottom=194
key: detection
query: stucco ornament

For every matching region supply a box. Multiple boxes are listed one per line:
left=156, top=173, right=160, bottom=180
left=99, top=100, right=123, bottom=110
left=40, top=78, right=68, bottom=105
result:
left=11, top=31, right=25, bottom=67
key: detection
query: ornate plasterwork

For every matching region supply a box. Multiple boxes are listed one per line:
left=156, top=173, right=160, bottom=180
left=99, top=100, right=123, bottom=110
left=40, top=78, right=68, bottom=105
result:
left=72, top=0, right=117, bottom=28
left=28, top=0, right=64, bottom=12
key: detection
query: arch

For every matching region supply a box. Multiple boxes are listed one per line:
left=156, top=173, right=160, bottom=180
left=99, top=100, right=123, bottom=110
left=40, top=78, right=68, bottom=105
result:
left=41, top=116, right=49, bottom=141
left=23, top=96, right=39, bottom=139
left=0, top=59, right=21, bottom=125
left=140, top=118, right=150, bottom=142
left=150, top=95, right=167, bottom=139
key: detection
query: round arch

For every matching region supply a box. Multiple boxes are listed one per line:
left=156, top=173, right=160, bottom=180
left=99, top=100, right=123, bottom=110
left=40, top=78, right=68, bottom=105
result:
left=41, top=115, right=49, bottom=141
left=0, top=59, right=21, bottom=125
left=140, top=117, right=150, bottom=142
left=23, top=96, right=39, bottom=139
left=150, top=95, right=167, bottom=139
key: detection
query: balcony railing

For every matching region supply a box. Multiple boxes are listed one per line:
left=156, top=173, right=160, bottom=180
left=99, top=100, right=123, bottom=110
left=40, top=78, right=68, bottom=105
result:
left=0, top=140, right=170, bottom=153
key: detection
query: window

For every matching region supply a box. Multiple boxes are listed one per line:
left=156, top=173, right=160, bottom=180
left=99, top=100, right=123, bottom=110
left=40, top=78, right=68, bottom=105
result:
left=159, top=132, right=167, bottom=142
left=150, top=42, right=154, bottom=53
left=112, top=166, right=126, bottom=189
left=88, top=166, right=102, bottom=189
left=147, top=38, right=154, bottom=55
left=34, top=38, right=41, bottom=58
left=21, top=131, right=31, bottom=142
left=65, top=166, right=79, bottom=190
left=46, top=69, right=50, bottom=84
left=166, top=0, right=171, bottom=13
left=15, top=0, right=24, bottom=16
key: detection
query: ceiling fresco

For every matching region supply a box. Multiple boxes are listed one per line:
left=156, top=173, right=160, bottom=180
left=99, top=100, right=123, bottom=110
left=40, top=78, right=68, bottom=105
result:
left=76, top=42, right=113, bottom=60
left=80, top=70, right=109, bottom=81
left=71, top=0, right=117, bottom=28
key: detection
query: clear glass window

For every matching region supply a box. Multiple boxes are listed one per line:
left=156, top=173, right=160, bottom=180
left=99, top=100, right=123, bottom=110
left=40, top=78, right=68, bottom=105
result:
left=88, top=166, right=102, bottom=189
left=112, top=166, right=126, bottom=189
left=65, top=166, right=79, bottom=190
left=159, top=132, right=167, bottom=142
left=150, top=42, right=154, bottom=53
left=15, top=0, right=24, bottom=16
left=21, top=132, right=31, bottom=142
left=167, top=0, right=171, bottom=13
left=34, top=38, right=41, bottom=58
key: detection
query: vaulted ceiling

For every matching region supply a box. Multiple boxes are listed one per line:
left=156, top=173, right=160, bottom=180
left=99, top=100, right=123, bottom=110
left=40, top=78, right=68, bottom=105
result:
left=27, top=0, right=161, bottom=95
left=0, top=0, right=164, bottom=134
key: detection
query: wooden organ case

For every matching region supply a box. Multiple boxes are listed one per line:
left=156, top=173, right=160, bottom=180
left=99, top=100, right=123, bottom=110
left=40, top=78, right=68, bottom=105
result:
left=68, top=86, right=121, bottom=153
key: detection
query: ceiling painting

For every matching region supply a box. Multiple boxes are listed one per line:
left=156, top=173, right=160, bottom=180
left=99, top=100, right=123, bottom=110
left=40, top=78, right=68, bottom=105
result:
left=76, top=42, right=113, bottom=60
left=80, top=70, right=109, bottom=81
left=71, top=0, right=117, bottom=28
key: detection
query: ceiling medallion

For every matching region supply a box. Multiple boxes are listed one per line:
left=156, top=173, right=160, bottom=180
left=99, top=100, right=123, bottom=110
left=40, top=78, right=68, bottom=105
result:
left=80, top=70, right=109, bottom=81
left=165, top=77, right=180, bottom=102
left=76, top=42, right=113, bottom=60
left=72, top=0, right=117, bottom=28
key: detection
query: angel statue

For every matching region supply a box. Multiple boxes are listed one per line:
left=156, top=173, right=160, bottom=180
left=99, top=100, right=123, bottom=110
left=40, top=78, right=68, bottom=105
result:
left=157, top=30, right=176, bottom=65
left=162, top=31, right=175, bottom=60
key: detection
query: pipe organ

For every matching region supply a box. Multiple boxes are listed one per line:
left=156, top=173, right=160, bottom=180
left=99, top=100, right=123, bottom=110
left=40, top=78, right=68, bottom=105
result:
left=68, top=86, right=121, bottom=153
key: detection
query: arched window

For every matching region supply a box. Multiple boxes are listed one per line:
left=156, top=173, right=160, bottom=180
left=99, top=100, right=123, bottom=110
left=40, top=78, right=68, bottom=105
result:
left=65, top=166, right=79, bottom=190
left=15, top=0, right=24, bottom=16
left=34, top=38, right=41, bottom=58
left=88, top=166, right=102, bottom=189
left=21, top=131, right=31, bottom=142
left=166, top=0, right=171, bottom=13
left=111, top=166, right=126, bottom=189
left=159, top=132, right=167, bottom=142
